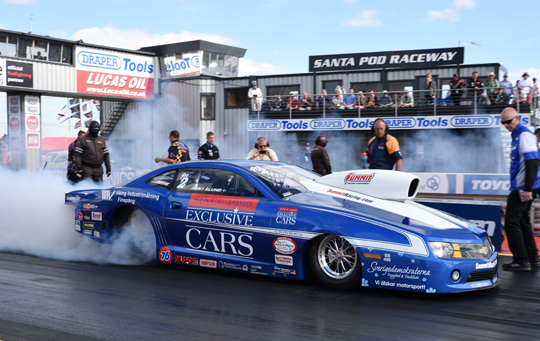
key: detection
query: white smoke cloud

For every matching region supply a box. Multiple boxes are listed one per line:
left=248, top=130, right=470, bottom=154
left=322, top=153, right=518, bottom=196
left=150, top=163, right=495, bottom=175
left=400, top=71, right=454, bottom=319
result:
left=0, top=167, right=153, bottom=265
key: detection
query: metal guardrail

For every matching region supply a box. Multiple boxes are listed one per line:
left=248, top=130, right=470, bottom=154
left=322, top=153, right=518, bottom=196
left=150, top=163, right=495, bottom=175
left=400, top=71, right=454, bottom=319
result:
left=249, top=86, right=539, bottom=119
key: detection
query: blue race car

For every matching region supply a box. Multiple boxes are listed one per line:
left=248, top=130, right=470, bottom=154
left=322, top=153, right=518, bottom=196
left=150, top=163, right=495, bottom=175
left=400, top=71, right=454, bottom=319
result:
left=65, top=161, right=498, bottom=293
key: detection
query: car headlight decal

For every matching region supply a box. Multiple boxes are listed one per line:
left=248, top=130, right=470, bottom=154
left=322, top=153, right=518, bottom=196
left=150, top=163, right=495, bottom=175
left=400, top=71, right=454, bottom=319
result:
left=428, top=241, right=493, bottom=259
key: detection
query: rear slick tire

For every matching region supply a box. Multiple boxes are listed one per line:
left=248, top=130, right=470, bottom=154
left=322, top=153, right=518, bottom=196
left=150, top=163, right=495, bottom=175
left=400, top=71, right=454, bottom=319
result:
left=123, top=208, right=157, bottom=263
left=308, top=234, right=362, bottom=290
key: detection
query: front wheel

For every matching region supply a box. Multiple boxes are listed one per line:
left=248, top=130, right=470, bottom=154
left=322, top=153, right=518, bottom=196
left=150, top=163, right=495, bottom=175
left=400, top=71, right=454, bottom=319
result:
left=308, top=234, right=362, bottom=290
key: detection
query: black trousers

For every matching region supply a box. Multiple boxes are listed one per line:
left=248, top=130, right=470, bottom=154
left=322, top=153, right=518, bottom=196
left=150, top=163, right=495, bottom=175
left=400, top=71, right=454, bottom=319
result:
left=505, top=189, right=539, bottom=263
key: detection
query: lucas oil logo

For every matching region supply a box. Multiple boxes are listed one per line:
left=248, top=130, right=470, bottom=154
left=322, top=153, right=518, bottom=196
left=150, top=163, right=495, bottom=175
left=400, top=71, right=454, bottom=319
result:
left=344, top=173, right=375, bottom=185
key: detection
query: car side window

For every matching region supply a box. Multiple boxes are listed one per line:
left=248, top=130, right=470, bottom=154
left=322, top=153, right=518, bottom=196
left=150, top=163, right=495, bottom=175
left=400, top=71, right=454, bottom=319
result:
left=174, top=168, right=263, bottom=197
left=146, top=170, right=177, bottom=190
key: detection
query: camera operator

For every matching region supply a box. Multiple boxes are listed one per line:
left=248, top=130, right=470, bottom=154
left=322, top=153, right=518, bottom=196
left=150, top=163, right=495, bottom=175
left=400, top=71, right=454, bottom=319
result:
left=246, top=137, right=278, bottom=161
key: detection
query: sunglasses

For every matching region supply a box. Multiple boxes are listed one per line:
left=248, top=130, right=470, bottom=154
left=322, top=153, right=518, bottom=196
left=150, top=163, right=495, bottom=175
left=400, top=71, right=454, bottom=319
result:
left=259, top=144, right=269, bottom=148
left=501, top=116, right=517, bottom=125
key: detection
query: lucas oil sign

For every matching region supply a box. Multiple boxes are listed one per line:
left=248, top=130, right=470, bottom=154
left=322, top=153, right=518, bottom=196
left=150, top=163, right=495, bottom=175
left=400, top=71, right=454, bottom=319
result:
left=75, top=47, right=155, bottom=99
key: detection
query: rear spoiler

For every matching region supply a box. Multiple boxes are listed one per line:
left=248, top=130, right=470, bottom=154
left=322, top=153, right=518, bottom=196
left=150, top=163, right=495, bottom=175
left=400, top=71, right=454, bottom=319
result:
left=65, top=190, right=97, bottom=205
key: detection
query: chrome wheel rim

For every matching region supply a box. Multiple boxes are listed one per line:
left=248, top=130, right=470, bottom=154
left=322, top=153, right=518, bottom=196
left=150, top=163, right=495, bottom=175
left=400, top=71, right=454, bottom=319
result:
left=317, top=235, right=358, bottom=279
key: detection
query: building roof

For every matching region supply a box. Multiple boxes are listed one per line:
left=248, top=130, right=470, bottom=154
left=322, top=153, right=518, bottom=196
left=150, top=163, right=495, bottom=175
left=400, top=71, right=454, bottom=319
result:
left=140, top=40, right=246, bottom=57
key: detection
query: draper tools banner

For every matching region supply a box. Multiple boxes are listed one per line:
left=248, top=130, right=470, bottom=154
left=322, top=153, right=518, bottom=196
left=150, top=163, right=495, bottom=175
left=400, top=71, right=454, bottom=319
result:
left=248, top=114, right=530, bottom=131
left=309, top=47, right=464, bottom=72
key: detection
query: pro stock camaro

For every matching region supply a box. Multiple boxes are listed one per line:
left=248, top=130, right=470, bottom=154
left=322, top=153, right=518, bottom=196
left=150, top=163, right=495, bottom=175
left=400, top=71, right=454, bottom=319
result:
left=65, top=161, right=498, bottom=293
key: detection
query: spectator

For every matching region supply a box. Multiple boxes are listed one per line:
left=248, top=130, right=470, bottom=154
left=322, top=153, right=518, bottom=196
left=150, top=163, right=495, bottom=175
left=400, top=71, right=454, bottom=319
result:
left=517, top=72, right=533, bottom=103
left=424, top=73, right=437, bottom=105
left=356, top=91, right=367, bottom=109
left=332, top=90, right=345, bottom=109
left=499, top=73, right=513, bottom=98
left=74, top=121, right=111, bottom=183
left=197, top=131, right=220, bottom=160
left=500, top=107, right=540, bottom=271
left=343, top=88, right=357, bottom=109
left=532, top=77, right=539, bottom=108
left=261, top=100, right=272, bottom=111
left=273, top=96, right=286, bottom=111
left=535, top=128, right=540, bottom=148
left=311, top=136, right=332, bottom=175
left=365, top=118, right=402, bottom=171
left=0, top=134, right=12, bottom=166
left=467, top=71, right=485, bottom=105
left=297, top=142, right=311, bottom=168
left=494, top=87, right=510, bottom=105
left=155, top=130, right=191, bottom=164
left=317, top=89, right=332, bottom=110
left=485, top=72, right=500, bottom=104
left=299, top=92, right=314, bottom=110
left=379, top=90, right=394, bottom=108
left=366, top=90, right=378, bottom=108
left=248, top=81, right=263, bottom=112
left=67, top=130, right=86, bottom=183
left=286, top=94, right=299, bottom=110
left=399, top=90, right=414, bottom=108
left=246, top=137, right=278, bottom=161
left=449, top=73, right=465, bottom=106
left=335, top=84, right=345, bottom=97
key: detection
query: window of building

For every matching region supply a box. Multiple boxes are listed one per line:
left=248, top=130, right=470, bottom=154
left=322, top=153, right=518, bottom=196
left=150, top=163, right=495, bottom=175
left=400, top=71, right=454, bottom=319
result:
left=6, top=36, right=17, bottom=57
left=17, top=38, right=32, bottom=58
left=62, top=45, right=73, bottom=64
left=216, top=54, right=225, bottom=76
left=33, top=40, right=48, bottom=60
left=322, top=80, right=343, bottom=95
left=0, top=34, right=7, bottom=56
left=350, top=82, right=383, bottom=94
left=201, top=93, right=215, bottom=120
left=225, top=87, right=249, bottom=108
left=267, top=85, right=300, bottom=99
left=48, top=42, right=61, bottom=62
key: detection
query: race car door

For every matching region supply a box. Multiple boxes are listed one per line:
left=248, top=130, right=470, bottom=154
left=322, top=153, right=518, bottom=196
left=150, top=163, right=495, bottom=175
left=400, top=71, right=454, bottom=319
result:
left=163, top=167, right=272, bottom=263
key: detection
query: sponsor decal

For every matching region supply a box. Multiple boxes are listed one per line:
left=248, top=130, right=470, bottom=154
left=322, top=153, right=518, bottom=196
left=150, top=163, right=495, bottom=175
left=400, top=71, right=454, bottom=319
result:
left=66, top=194, right=82, bottom=204
left=309, top=119, right=346, bottom=130
left=83, top=204, right=98, bottom=209
left=82, top=222, right=95, bottom=229
left=84, top=215, right=90, bottom=220
left=102, top=190, right=160, bottom=202
left=218, top=261, right=248, bottom=271
left=326, top=188, right=373, bottom=203
left=272, top=266, right=296, bottom=276
left=272, top=237, right=297, bottom=255
left=363, top=253, right=382, bottom=259
left=93, top=230, right=100, bottom=238
left=248, top=120, right=281, bottom=131
left=186, top=227, right=253, bottom=257
left=188, top=193, right=259, bottom=211
left=75, top=210, right=83, bottom=221
left=6, top=61, right=33, bottom=88
left=175, top=256, right=198, bottom=265
left=276, top=207, right=298, bottom=225
left=159, top=247, right=173, bottom=263
left=450, top=115, right=493, bottom=128
left=91, top=212, right=103, bottom=221
left=375, top=280, right=427, bottom=291
left=75, top=221, right=81, bottom=231
left=200, top=259, right=217, bottom=268
left=475, top=258, right=497, bottom=270
left=83, top=229, right=93, bottom=235
left=344, top=173, right=375, bottom=185
left=275, top=254, right=293, bottom=266
left=367, top=262, right=431, bottom=281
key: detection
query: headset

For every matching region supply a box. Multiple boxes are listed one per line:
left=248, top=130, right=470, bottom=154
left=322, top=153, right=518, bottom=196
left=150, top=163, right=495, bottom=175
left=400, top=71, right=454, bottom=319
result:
left=254, top=137, right=270, bottom=149
left=371, top=118, right=389, bottom=133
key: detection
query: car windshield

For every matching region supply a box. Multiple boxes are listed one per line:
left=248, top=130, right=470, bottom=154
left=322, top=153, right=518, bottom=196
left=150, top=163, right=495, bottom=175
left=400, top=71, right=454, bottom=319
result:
left=246, top=164, right=320, bottom=198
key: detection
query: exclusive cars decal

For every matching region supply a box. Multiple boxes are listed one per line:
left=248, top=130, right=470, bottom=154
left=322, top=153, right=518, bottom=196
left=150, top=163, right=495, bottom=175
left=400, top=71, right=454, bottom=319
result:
left=276, top=207, right=298, bottom=225
left=186, top=226, right=254, bottom=257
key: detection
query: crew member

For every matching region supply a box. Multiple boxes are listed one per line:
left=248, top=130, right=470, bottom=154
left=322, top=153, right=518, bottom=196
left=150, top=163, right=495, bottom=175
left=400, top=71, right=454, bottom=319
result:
left=155, top=130, right=191, bottom=164
left=500, top=107, right=540, bottom=271
left=74, top=121, right=111, bottom=183
left=0, top=134, right=12, bottom=166
left=246, top=137, right=278, bottom=161
left=311, top=136, right=332, bottom=175
left=365, top=118, right=402, bottom=171
left=67, top=130, right=86, bottom=183
left=198, top=131, right=220, bottom=160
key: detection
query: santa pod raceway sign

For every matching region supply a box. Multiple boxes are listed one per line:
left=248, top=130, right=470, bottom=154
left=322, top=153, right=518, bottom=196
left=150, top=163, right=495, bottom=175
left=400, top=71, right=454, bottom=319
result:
left=248, top=114, right=530, bottom=131
left=75, top=47, right=155, bottom=100
left=309, top=47, right=464, bottom=72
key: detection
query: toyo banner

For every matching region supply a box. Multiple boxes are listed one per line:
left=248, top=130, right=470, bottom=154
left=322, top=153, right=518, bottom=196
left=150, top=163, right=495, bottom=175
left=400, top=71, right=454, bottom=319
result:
left=248, top=114, right=530, bottom=131
left=75, top=47, right=155, bottom=100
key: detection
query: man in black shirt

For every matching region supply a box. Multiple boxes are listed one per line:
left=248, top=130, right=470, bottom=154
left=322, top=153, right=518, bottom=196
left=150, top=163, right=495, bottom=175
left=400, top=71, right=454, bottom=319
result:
left=198, top=131, right=220, bottom=160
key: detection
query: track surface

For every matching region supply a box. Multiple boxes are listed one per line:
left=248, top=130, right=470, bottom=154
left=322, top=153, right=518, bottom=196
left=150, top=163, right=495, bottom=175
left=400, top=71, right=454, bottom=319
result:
left=1, top=252, right=540, bottom=341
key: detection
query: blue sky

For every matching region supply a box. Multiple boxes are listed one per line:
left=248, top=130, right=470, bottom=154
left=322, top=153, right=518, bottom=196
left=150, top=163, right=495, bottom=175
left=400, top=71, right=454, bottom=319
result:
left=1, top=0, right=539, bottom=80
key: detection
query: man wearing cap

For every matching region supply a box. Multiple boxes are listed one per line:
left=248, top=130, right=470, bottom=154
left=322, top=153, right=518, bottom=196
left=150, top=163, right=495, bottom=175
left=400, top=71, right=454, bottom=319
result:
left=297, top=142, right=311, bottom=168
left=379, top=90, right=394, bottom=108
left=518, top=72, right=533, bottom=103
left=248, top=81, right=263, bottom=112
left=500, top=73, right=513, bottom=97
left=484, top=72, right=500, bottom=105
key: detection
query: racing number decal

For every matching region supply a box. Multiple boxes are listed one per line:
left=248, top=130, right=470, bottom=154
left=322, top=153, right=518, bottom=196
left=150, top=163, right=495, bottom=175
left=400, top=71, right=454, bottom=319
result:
left=159, top=247, right=173, bottom=263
